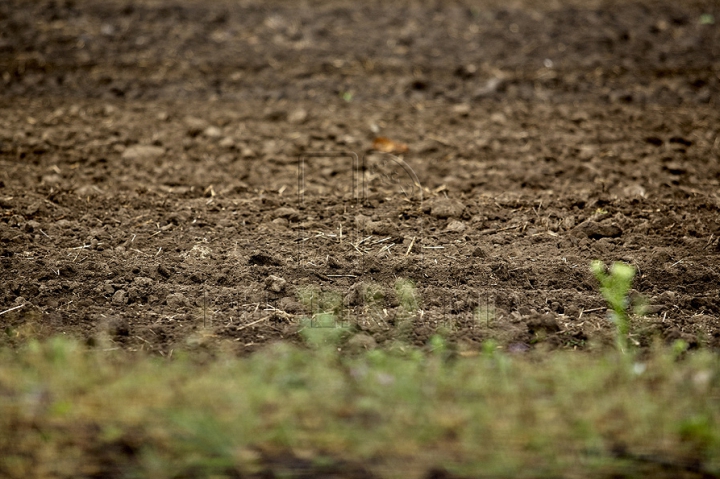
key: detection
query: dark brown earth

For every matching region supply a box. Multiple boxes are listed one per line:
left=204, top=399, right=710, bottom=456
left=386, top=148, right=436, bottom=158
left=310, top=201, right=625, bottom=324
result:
left=1, top=0, right=720, bottom=355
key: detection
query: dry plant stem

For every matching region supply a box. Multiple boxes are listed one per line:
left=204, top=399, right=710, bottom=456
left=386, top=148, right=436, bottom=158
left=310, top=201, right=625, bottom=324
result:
left=405, top=236, right=416, bottom=256
left=235, top=315, right=271, bottom=332
left=0, top=304, right=25, bottom=316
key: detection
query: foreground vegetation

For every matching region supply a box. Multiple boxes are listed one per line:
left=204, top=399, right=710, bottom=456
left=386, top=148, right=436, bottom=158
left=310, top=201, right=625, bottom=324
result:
left=1, top=336, right=719, bottom=478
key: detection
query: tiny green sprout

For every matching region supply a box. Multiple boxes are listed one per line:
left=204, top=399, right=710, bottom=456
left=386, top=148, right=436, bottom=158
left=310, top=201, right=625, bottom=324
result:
left=700, top=13, right=715, bottom=25
left=394, top=278, right=418, bottom=313
left=590, top=260, right=638, bottom=353
left=482, top=339, right=499, bottom=358
left=363, top=282, right=385, bottom=308
left=474, top=303, right=495, bottom=328
left=429, top=334, right=447, bottom=355
left=672, top=339, right=689, bottom=359
left=299, top=313, right=347, bottom=349
left=341, top=91, right=354, bottom=102
left=392, top=278, right=418, bottom=341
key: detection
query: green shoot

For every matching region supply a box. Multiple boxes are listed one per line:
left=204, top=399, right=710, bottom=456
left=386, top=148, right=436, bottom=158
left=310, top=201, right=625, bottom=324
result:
left=297, top=287, right=347, bottom=348
left=590, top=261, right=636, bottom=353
left=394, top=278, right=418, bottom=313
left=394, top=278, right=418, bottom=340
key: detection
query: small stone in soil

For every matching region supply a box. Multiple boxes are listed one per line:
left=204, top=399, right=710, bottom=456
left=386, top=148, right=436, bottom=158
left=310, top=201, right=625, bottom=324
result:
left=430, top=198, right=465, bottom=219
left=265, top=275, right=287, bottom=293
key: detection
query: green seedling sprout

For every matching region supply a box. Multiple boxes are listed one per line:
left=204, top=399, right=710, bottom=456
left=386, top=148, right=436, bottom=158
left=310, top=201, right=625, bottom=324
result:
left=297, top=287, right=347, bottom=348
left=394, top=278, right=418, bottom=340
left=590, top=260, right=637, bottom=353
left=395, top=278, right=418, bottom=313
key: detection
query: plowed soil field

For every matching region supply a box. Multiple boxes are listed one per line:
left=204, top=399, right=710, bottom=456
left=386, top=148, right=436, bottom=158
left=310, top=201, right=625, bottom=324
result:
left=2, top=0, right=720, bottom=354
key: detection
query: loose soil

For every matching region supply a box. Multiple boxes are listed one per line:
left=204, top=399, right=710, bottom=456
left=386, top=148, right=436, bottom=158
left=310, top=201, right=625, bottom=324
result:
left=2, top=0, right=720, bottom=355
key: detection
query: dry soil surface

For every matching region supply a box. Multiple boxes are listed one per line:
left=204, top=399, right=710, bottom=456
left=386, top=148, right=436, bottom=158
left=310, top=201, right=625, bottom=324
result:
left=1, top=0, right=720, bottom=354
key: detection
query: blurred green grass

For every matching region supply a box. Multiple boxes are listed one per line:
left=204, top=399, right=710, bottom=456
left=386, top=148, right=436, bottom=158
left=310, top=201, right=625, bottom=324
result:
left=1, top=337, right=719, bottom=478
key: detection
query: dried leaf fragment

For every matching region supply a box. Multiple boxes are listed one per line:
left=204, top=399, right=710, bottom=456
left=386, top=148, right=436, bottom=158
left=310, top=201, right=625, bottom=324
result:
left=372, top=136, right=409, bottom=154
